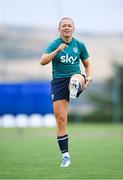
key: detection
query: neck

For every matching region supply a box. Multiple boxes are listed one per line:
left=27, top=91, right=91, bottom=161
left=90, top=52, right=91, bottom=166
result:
left=61, top=36, right=73, bottom=43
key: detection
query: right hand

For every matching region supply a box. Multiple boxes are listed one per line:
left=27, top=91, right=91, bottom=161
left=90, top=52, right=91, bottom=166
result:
left=57, top=43, right=68, bottom=52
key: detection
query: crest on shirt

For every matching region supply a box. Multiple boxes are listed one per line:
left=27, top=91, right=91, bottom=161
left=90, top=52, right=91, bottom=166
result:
left=73, top=47, right=78, bottom=53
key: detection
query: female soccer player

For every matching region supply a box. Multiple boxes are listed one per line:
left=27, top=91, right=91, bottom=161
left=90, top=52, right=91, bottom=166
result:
left=40, top=17, right=92, bottom=167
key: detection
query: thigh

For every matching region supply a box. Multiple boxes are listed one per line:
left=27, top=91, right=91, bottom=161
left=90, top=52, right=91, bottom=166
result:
left=51, top=78, right=70, bottom=102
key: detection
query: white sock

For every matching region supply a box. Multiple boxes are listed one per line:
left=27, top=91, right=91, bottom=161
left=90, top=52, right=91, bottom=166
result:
left=63, top=152, right=70, bottom=158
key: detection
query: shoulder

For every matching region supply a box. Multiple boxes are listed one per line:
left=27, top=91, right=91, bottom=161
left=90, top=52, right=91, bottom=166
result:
left=73, top=38, right=89, bottom=56
left=73, top=38, right=87, bottom=49
left=48, top=37, right=62, bottom=48
left=45, top=37, right=61, bottom=53
left=73, top=38, right=89, bottom=60
left=52, top=37, right=62, bottom=45
left=54, top=37, right=62, bottom=43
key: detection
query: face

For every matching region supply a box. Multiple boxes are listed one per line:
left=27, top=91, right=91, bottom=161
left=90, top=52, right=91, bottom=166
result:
left=59, top=19, right=75, bottom=38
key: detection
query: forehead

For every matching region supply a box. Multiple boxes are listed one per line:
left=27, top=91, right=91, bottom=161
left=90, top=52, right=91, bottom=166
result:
left=60, top=19, right=74, bottom=26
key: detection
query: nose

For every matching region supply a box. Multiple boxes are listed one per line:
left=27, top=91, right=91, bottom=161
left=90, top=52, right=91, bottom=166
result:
left=64, top=26, right=70, bottom=30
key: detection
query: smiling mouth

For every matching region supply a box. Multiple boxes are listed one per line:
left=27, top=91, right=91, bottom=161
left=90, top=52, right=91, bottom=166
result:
left=64, top=31, right=71, bottom=33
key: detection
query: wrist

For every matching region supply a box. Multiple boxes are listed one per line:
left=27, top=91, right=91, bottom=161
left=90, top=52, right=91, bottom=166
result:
left=56, top=48, right=60, bottom=53
left=56, top=48, right=59, bottom=52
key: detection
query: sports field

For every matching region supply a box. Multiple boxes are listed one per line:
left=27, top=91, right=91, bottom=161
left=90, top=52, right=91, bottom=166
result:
left=0, top=123, right=123, bottom=179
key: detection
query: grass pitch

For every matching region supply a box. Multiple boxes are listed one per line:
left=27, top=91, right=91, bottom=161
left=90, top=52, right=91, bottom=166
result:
left=0, top=123, right=123, bottom=179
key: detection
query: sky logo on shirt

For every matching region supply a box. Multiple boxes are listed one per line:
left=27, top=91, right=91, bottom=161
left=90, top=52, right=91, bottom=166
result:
left=60, top=54, right=77, bottom=64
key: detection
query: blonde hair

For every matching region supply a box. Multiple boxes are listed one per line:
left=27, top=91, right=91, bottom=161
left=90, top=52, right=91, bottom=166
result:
left=59, top=17, right=74, bottom=28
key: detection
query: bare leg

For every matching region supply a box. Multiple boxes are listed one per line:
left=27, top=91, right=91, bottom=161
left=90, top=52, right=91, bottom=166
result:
left=53, top=99, right=68, bottom=136
left=53, top=99, right=71, bottom=167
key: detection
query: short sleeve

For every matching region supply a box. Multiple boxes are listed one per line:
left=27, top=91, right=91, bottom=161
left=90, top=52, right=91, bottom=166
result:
left=44, top=41, right=57, bottom=54
left=79, top=42, right=89, bottom=61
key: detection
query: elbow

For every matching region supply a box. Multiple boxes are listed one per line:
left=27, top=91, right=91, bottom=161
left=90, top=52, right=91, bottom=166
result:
left=40, top=58, right=45, bottom=66
left=40, top=61, right=44, bottom=66
left=40, top=54, right=49, bottom=65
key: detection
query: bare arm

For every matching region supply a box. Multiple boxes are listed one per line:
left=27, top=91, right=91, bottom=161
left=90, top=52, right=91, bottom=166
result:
left=82, top=58, right=92, bottom=79
left=40, top=43, right=68, bottom=65
left=82, top=58, right=93, bottom=89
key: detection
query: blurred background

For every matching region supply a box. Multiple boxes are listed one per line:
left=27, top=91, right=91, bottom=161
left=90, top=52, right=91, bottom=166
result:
left=0, top=0, right=123, bottom=127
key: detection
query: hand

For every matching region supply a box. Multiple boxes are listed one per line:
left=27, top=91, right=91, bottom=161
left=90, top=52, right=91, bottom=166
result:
left=83, top=77, right=92, bottom=90
left=57, top=43, right=68, bottom=52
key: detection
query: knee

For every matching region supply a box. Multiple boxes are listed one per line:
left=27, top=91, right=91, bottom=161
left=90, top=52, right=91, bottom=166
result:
left=55, top=114, right=66, bottom=127
left=71, top=74, right=85, bottom=85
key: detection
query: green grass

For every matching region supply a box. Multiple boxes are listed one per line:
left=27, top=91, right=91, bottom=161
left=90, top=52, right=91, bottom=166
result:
left=0, top=123, right=123, bottom=179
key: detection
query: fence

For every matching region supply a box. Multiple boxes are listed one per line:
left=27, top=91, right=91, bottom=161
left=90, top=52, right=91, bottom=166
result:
left=0, top=82, right=53, bottom=115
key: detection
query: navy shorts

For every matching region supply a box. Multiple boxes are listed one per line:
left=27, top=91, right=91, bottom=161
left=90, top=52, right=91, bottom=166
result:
left=51, top=75, right=85, bottom=102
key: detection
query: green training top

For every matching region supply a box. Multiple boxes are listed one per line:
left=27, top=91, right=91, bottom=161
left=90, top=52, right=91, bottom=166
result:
left=45, top=37, right=89, bottom=79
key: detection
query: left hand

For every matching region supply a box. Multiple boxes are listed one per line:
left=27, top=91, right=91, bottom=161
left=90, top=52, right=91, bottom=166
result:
left=83, top=77, right=92, bottom=90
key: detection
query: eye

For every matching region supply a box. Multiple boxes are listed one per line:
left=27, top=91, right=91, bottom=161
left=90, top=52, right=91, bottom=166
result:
left=62, top=24, right=66, bottom=28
